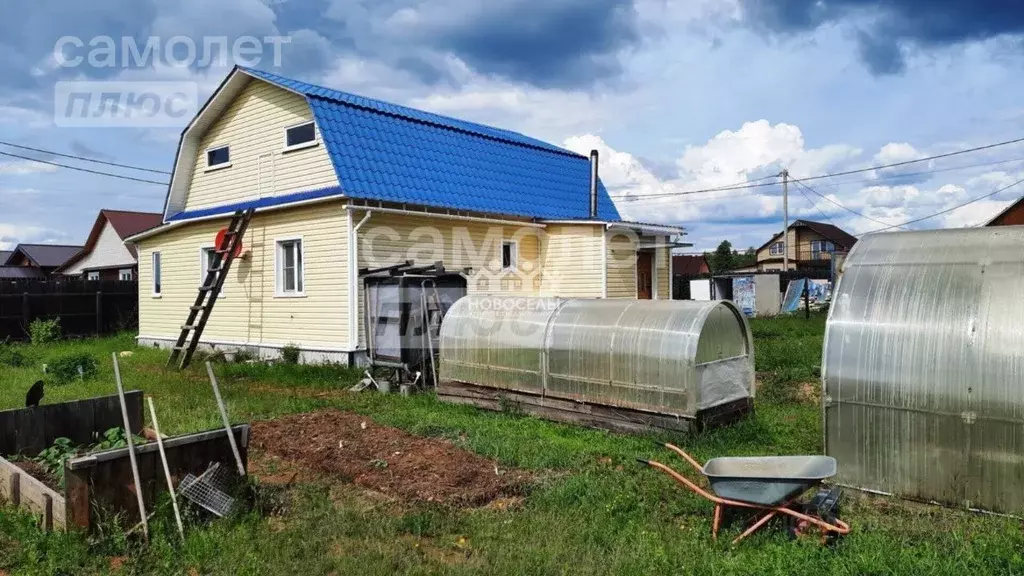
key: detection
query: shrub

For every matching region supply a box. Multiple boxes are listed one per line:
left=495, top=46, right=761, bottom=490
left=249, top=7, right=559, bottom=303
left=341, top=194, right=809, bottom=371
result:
left=280, top=344, right=300, bottom=365
left=47, top=352, right=98, bottom=384
left=29, top=318, right=61, bottom=345
left=232, top=348, right=257, bottom=363
left=0, top=345, right=26, bottom=367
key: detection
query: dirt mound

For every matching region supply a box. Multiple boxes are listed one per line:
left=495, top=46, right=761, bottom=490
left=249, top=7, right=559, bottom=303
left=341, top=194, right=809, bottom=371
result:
left=250, top=410, right=527, bottom=506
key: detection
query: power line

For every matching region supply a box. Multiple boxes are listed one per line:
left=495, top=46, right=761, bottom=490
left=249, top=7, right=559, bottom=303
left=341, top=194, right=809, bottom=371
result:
left=608, top=135, right=1024, bottom=200
left=792, top=181, right=835, bottom=224
left=864, top=174, right=1024, bottom=233
left=0, top=151, right=170, bottom=186
left=791, top=178, right=907, bottom=230
left=0, top=140, right=172, bottom=175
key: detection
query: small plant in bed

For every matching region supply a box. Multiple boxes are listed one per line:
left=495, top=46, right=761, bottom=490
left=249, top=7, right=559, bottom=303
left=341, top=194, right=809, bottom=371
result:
left=46, top=352, right=99, bottom=384
left=34, top=437, right=77, bottom=489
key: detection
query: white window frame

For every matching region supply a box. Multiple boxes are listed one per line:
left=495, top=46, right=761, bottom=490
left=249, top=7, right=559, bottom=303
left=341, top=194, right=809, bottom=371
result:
left=152, top=252, right=162, bottom=298
left=86, top=270, right=100, bottom=281
left=769, top=241, right=785, bottom=256
left=811, top=240, right=835, bottom=253
left=199, top=245, right=226, bottom=297
left=501, top=240, right=517, bottom=271
left=205, top=145, right=231, bottom=171
left=282, top=121, right=319, bottom=153
left=118, top=268, right=132, bottom=281
left=275, top=236, right=306, bottom=297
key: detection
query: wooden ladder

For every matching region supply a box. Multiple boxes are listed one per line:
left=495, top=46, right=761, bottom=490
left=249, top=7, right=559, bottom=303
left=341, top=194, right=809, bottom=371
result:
left=420, top=279, right=443, bottom=387
left=167, top=208, right=255, bottom=369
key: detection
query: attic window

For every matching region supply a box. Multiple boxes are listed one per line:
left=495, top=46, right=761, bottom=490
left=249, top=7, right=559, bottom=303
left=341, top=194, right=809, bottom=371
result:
left=284, top=121, right=317, bottom=151
left=206, top=146, right=230, bottom=169
left=769, top=242, right=785, bottom=256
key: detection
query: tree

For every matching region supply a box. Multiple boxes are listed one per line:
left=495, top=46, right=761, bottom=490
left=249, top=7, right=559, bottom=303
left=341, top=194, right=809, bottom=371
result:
left=708, top=240, right=734, bottom=273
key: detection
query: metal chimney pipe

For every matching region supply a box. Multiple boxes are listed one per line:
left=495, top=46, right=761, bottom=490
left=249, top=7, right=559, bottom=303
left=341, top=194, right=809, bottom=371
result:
left=589, top=149, right=599, bottom=219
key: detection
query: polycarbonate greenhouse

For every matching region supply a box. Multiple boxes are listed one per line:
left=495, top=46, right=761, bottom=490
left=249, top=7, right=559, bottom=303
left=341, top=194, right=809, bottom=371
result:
left=437, top=296, right=755, bottom=432
left=824, top=227, right=1024, bottom=514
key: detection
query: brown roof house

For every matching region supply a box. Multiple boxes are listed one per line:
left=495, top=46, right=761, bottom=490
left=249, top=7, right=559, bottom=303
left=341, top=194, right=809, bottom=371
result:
left=672, top=254, right=710, bottom=277
left=2, top=244, right=82, bottom=278
left=55, top=210, right=163, bottom=280
left=733, top=220, right=858, bottom=272
left=985, top=196, right=1024, bottom=227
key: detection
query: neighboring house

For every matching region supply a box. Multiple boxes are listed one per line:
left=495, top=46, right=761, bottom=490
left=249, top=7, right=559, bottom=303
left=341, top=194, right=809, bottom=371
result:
left=985, top=196, right=1024, bottom=226
left=735, top=220, right=857, bottom=272
left=127, top=66, right=685, bottom=364
left=672, top=254, right=710, bottom=277
left=56, top=210, right=163, bottom=280
left=2, top=244, right=82, bottom=276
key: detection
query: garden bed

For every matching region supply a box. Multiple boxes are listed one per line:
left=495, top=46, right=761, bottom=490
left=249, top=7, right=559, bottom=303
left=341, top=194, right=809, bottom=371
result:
left=250, top=409, right=529, bottom=506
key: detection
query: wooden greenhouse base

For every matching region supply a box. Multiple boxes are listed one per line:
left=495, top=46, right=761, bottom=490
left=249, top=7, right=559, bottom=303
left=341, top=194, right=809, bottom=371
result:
left=438, top=380, right=753, bottom=435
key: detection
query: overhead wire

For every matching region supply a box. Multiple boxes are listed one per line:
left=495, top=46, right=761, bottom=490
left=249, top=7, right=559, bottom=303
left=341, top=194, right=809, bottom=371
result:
left=608, top=135, right=1024, bottom=201
left=0, top=140, right=172, bottom=175
left=0, top=150, right=170, bottom=186
left=862, top=174, right=1024, bottom=234
left=790, top=178, right=907, bottom=230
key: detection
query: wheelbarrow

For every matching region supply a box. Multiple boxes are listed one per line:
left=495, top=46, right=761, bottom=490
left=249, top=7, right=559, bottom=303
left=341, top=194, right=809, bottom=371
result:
left=638, top=443, right=850, bottom=545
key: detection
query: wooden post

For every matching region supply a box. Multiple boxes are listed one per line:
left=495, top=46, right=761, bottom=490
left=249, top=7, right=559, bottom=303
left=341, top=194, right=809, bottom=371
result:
left=64, top=470, right=91, bottom=531
left=8, top=471, right=20, bottom=506
left=95, top=291, right=103, bottom=335
left=42, top=493, right=53, bottom=531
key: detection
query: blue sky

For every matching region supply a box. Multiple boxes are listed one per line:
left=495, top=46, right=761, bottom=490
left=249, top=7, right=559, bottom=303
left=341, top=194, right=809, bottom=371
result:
left=2, top=0, right=1024, bottom=251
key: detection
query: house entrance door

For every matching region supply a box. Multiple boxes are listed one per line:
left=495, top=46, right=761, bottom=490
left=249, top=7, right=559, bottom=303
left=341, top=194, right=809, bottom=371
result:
left=637, top=251, right=654, bottom=299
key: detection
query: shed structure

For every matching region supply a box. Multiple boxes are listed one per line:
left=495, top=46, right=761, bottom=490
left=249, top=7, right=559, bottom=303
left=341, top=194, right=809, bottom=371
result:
left=438, top=296, right=755, bottom=433
left=823, top=227, right=1024, bottom=514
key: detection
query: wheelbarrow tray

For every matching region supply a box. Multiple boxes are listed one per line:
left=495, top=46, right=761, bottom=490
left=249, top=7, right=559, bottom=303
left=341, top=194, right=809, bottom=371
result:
left=702, top=455, right=837, bottom=506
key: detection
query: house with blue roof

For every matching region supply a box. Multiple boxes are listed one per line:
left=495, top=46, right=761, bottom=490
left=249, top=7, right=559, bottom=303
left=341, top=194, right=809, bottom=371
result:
left=129, top=66, right=686, bottom=363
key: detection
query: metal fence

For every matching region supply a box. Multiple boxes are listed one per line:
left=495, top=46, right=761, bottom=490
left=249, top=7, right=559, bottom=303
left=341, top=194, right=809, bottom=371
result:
left=0, top=279, right=138, bottom=340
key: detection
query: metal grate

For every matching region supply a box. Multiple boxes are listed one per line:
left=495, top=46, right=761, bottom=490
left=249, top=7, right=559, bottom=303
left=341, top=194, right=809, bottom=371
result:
left=179, top=463, right=236, bottom=517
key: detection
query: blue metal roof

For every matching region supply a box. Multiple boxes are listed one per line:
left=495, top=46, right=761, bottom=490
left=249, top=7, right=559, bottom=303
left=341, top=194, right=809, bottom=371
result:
left=238, top=67, right=621, bottom=221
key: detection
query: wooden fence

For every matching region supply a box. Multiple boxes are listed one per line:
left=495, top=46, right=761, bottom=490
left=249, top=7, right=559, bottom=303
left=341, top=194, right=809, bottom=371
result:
left=0, top=279, right=138, bottom=340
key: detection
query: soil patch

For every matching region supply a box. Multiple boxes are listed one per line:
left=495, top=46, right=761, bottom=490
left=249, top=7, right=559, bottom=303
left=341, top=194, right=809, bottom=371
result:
left=250, top=410, right=529, bottom=506
left=11, top=459, right=60, bottom=492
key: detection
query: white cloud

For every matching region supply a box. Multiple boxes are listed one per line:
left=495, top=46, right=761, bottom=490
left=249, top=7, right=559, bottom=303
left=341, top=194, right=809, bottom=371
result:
left=0, top=223, right=51, bottom=249
left=941, top=200, right=1013, bottom=228
left=0, top=159, right=58, bottom=176
left=0, top=105, right=52, bottom=129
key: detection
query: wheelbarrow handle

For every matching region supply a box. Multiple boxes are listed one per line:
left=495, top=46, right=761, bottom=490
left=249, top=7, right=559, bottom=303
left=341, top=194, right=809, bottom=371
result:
left=662, top=442, right=705, bottom=474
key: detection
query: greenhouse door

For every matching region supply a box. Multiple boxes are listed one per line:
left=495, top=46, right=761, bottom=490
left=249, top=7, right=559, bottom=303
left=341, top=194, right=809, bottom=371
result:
left=637, top=251, right=653, bottom=299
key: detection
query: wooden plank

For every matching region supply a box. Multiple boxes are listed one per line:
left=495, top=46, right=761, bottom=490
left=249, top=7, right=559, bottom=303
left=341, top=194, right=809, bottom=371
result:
left=67, top=426, right=251, bottom=469
left=64, top=469, right=90, bottom=531
left=14, top=407, right=44, bottom=456
left=0, top=456, right=66, bottom=530
left=8, top=469, right=20, bottom=505
left=438, top=381, right=694, bottom=434
left=0, top=392, right=144, bottom=456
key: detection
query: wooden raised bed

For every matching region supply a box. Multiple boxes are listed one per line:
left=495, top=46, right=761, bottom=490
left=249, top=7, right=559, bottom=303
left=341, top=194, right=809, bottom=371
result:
left=0, top=391, right=250, bottom=531
left=0, top=391, right=143, bottom=531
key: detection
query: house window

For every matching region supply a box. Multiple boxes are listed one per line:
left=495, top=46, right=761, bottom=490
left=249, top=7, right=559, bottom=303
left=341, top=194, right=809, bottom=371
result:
left=501, top=241, right=517, bottom=270
left=206, top=146, right=230, bottom=168
left=86, top=270, right=100, bottom=281
left=276, top=239, right=304, bottom=295
left=810, top=240, right=835, bottom=254
left=769, top=242, right=785, bottom=256
left=284, top=121, right=317, bottom=150
left=152, top=252, right=162, bottom=296
left=119, top=268, right=132, bottom=281
left=200, top=247, right=225, bottom=295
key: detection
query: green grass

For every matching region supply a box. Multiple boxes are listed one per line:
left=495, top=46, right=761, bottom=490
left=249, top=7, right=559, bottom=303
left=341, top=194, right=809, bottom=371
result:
left=0, top=322, right=1021, bottom=575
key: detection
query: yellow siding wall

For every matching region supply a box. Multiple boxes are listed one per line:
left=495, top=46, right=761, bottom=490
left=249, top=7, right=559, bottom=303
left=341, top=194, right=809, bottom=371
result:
left=354, top=211, right=542, bottom=346
left=539, top=225, right=604, bottom=297
left=184, top=79, right=338, bottom=212
left=606, top=231, right=637, bottom=299
left=137, top=202, right=348, bottom=349
left=656, top=241, right=670, bottom=299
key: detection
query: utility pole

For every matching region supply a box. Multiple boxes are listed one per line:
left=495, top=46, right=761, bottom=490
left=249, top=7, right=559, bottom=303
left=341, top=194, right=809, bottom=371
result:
left=781, top=169, right=790, bottom=273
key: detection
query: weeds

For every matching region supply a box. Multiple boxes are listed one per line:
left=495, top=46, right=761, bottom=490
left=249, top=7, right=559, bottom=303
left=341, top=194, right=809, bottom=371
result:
left=28, top=317, right=61, bottom=345
left=281, top=344, right=301, bottom=365
left=46, top=351, right=99, bottom=384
